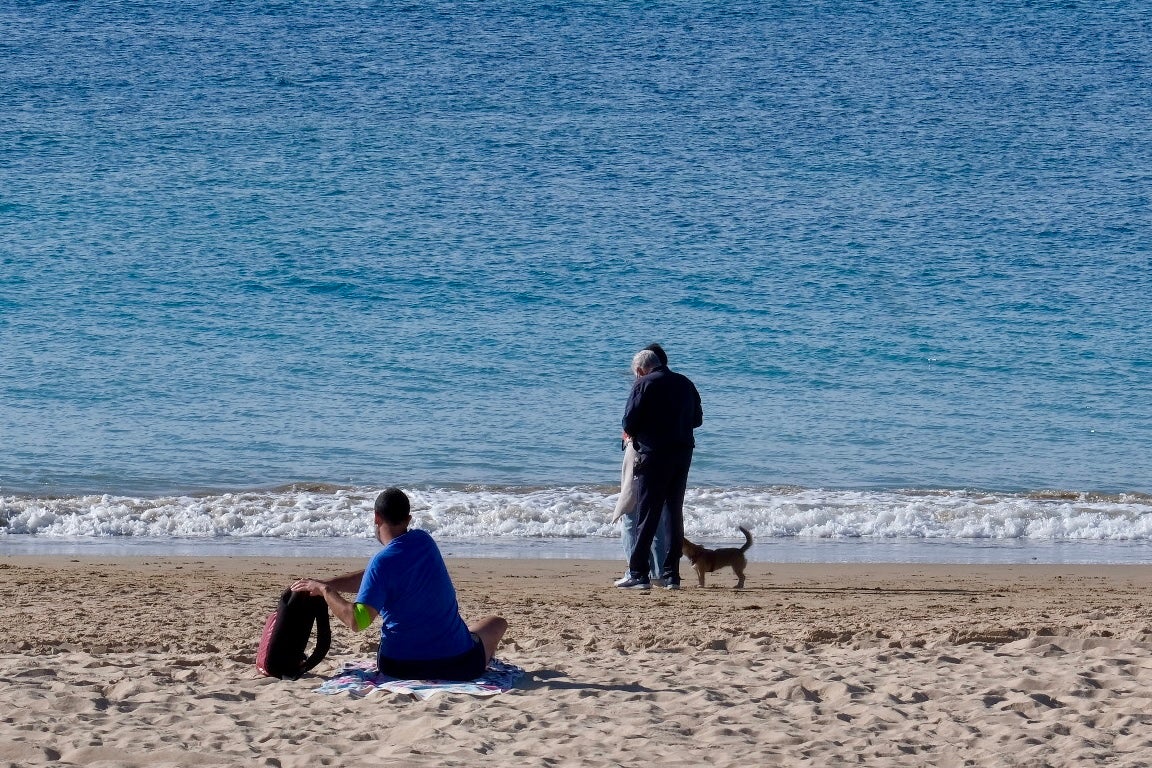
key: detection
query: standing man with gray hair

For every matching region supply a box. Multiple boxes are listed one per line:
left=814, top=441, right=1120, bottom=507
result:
left=616, top=345, right=703, bottom=590
left=614, top=344, right=673, bottom=585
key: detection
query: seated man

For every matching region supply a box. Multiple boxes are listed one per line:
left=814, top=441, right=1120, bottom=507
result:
left=291, top=487, right=508, bottom=681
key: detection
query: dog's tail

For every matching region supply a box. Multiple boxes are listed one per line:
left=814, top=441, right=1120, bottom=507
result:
left=738, top=526, right=752, bottom=552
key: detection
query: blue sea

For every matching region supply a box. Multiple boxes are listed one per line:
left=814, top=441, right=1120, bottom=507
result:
left=2, top=0, right=1151, bottom=563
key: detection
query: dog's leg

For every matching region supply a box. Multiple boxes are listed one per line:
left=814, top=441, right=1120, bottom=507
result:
left=695, top=566, right=706, bottom=587
left=733, top=563, right=745, bottom=589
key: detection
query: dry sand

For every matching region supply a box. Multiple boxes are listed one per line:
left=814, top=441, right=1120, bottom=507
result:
left=2, top=555, right=1152, bottom=767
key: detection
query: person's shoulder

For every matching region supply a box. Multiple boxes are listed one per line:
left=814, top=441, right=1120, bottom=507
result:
left=374, top=530, right=436, bottom=563
left=390, top=528, right=433, bottom=546
left=404, top=528, right=442, bottom=553
left=366, top=543, right=394, bottom=571
left=667, top=368, right=697, bottom=385
left=670, top=369, right=701, bottom=397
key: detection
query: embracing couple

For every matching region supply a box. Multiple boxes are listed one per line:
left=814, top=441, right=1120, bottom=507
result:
left=614, top=343, right=703, bottom=591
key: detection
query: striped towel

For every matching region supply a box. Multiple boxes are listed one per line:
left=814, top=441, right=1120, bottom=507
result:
left=314, top=658, right=524, bottom=700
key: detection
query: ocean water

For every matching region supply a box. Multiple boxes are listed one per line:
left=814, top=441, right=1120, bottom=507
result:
left=2, top=1, right=1151, bottom=562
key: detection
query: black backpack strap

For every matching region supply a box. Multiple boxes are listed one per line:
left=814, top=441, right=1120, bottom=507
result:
left=300, top=596, right=331, bottom=674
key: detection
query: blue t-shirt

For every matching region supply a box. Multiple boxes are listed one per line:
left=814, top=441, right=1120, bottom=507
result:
left=355, top=529, right=472, bottom=661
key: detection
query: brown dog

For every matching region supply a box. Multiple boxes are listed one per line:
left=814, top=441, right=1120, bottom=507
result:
left=681, top=526, right=752, bottom=589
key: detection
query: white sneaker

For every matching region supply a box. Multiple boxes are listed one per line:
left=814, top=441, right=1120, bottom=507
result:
left=614, top=576, right=651, bottom=590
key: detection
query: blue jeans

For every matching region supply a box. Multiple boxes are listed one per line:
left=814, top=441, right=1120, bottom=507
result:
left=620, top=504, right=671, bottom=581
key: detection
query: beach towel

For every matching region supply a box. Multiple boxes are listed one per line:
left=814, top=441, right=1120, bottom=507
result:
left=314, top=658, right=525, bottom=700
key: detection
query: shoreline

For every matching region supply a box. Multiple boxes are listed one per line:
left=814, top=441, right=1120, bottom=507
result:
left=3, top=557, right=1152, bottom=766
left=3, top=534, right=1152, bottom=565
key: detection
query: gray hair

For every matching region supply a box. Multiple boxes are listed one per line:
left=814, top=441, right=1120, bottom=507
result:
left=631, top=349, right=661, bottom=376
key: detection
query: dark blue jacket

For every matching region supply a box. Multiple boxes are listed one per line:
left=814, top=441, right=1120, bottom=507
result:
left=621, top=366, right=703, bottom=455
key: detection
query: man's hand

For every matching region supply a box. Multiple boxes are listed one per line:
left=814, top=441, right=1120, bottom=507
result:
left=290, top=578, right=366, bottom=631
left=290, top=578, right=328, bottom=597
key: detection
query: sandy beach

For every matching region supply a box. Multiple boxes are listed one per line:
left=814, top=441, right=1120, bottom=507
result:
left=2, top=555, right=1152, bottom=767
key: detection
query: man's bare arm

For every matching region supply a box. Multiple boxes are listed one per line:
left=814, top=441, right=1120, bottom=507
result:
left=290, top=578, right=377, bottom=631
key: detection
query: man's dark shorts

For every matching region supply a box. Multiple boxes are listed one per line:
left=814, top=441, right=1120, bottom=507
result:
left=377, top=632, right=487, bottom=681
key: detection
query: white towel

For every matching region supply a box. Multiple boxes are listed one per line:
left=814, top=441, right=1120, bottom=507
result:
left=611, top=439, right=639, bottom=524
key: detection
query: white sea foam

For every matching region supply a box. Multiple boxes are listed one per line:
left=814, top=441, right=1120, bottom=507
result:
left=3, top=486, right=1152, bottom=543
